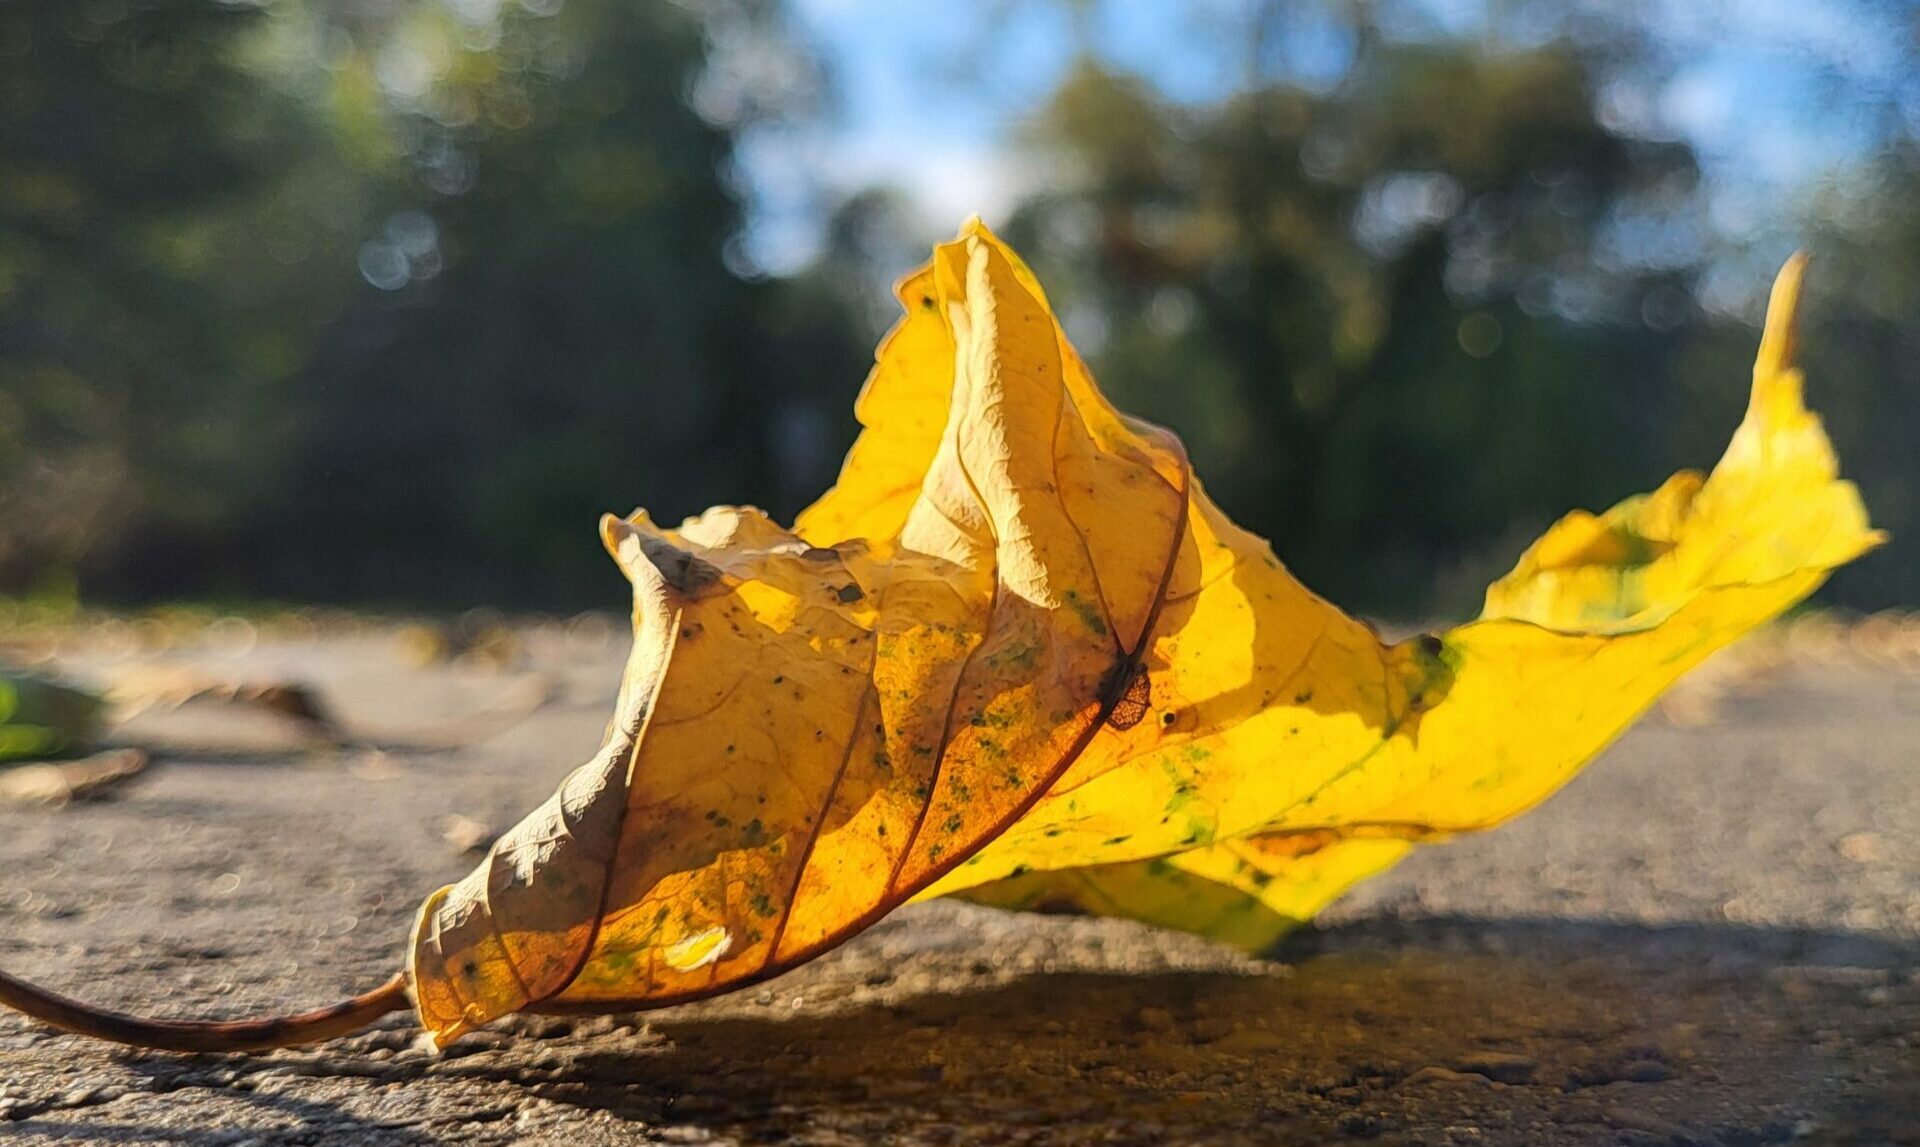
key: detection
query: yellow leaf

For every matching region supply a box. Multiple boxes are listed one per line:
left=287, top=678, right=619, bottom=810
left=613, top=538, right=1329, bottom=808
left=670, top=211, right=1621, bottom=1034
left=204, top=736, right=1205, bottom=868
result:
left=2, top=229, right=1878, bottom=1057
left=408, top=226, right=1877, bottom=1044
left=939, top=252, right=1882, bottom=947
left=959, top=829, right=1415, bottom=954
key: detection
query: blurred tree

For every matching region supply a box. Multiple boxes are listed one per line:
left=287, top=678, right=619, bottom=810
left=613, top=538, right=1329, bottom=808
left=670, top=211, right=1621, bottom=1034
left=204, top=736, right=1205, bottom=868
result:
left=998, top=26, right=1724, bottom=614
left=255, top=0, right=862, bottom=605
left=3, top=0, right=1911, bottom=614
left=0, top=0, right=317, bottom=598
left=0, top=0, right=869, bottom=607
left=1801, top=140, right=1920, bottom=609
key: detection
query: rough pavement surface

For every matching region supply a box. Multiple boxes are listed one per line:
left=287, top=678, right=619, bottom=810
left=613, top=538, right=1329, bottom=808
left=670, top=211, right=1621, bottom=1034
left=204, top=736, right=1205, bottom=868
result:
left=2, top=623, right=1918, bottom=1145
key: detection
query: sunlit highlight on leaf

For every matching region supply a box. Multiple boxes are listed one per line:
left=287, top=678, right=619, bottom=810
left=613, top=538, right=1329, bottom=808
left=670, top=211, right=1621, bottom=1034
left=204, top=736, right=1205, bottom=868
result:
left=406, top=226, right=1878, bottom=1044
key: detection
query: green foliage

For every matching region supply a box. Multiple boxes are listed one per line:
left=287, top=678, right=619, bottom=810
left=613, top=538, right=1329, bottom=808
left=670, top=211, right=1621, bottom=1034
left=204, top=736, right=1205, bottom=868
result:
left=0, top=0, right=1911, bottom=614
left=0, top=1, right=316, bottom=592
left=0, top=671, right=103, bottom=761
left=254, top=0, right=867, bottom=604
left=0, top=0, right=868, bottom=607
left=1798, top=140, right=1920, bottom=610
left=998, top=43, right=1725, bottom=613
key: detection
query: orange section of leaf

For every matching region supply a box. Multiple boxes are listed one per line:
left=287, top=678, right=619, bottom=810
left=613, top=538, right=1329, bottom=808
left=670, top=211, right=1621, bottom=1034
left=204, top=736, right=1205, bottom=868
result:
left=408, top=222, right=1188, bottom=1044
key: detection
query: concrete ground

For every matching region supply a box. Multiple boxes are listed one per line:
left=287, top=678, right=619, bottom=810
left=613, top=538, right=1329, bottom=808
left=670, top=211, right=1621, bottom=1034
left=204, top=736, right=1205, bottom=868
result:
left=1, top=620, right=1918, bottom=1145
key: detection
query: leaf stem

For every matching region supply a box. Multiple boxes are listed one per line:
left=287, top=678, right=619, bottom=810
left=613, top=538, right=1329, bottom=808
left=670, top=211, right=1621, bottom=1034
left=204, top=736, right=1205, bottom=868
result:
left=0, top=965, right=410, bottom=1053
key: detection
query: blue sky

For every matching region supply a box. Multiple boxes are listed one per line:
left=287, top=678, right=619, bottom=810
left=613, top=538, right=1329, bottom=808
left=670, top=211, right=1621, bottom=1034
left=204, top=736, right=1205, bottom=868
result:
left=734, top=0, right=1915, bottom=296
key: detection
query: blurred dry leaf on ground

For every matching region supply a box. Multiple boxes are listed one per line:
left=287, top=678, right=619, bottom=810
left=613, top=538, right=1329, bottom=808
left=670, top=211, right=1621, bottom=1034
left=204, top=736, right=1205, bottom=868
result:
left=103, top=665, right=342, bottom=740
left=0, top=748, right=148, bottom=808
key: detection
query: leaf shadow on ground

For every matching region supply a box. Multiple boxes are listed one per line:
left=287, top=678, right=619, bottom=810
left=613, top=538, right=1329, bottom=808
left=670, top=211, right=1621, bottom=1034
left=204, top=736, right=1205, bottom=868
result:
left=430, top=914, right=1920, bottom=1145
left=9, top=915, right=1919, bottom=1145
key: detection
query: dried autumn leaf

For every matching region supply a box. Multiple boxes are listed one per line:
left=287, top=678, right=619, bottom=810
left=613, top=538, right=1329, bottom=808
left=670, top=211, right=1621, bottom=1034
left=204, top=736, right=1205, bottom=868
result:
left=408, top=226, right=1191, bottom=1044
left=0, top=225, right=1879, bottom=1055
left=0, top=748, right=149, bottom=808
left=104, top=665, right=341, bottom=742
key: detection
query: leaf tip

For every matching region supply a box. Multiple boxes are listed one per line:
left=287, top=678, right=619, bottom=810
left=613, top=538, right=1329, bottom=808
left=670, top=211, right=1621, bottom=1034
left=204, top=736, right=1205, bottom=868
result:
left=598, top=511, right=641, bottom=560
left=1757, top=250, right=1811, bottom=380
left=600, top=512, right=726, bottom=599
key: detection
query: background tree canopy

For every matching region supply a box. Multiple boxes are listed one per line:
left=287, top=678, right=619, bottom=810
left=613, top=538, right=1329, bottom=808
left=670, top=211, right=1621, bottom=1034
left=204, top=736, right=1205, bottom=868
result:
left=0, top=0, right=1914, bottom=616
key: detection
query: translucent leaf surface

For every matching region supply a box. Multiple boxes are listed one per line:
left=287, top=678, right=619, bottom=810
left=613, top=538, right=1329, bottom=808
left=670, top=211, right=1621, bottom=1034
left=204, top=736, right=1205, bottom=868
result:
left=409, top=224, right=1188, bottom=1043
left=409, top=230, right=1878, bottom=1042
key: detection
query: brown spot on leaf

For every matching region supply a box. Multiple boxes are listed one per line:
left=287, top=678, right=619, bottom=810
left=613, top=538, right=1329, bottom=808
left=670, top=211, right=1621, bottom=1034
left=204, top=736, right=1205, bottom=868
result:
left=1246, top=828, right=1344, bottom=860
left=634, top=533, right=725, bottom=599
left=1104, top=664, right=1151, bottom=731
